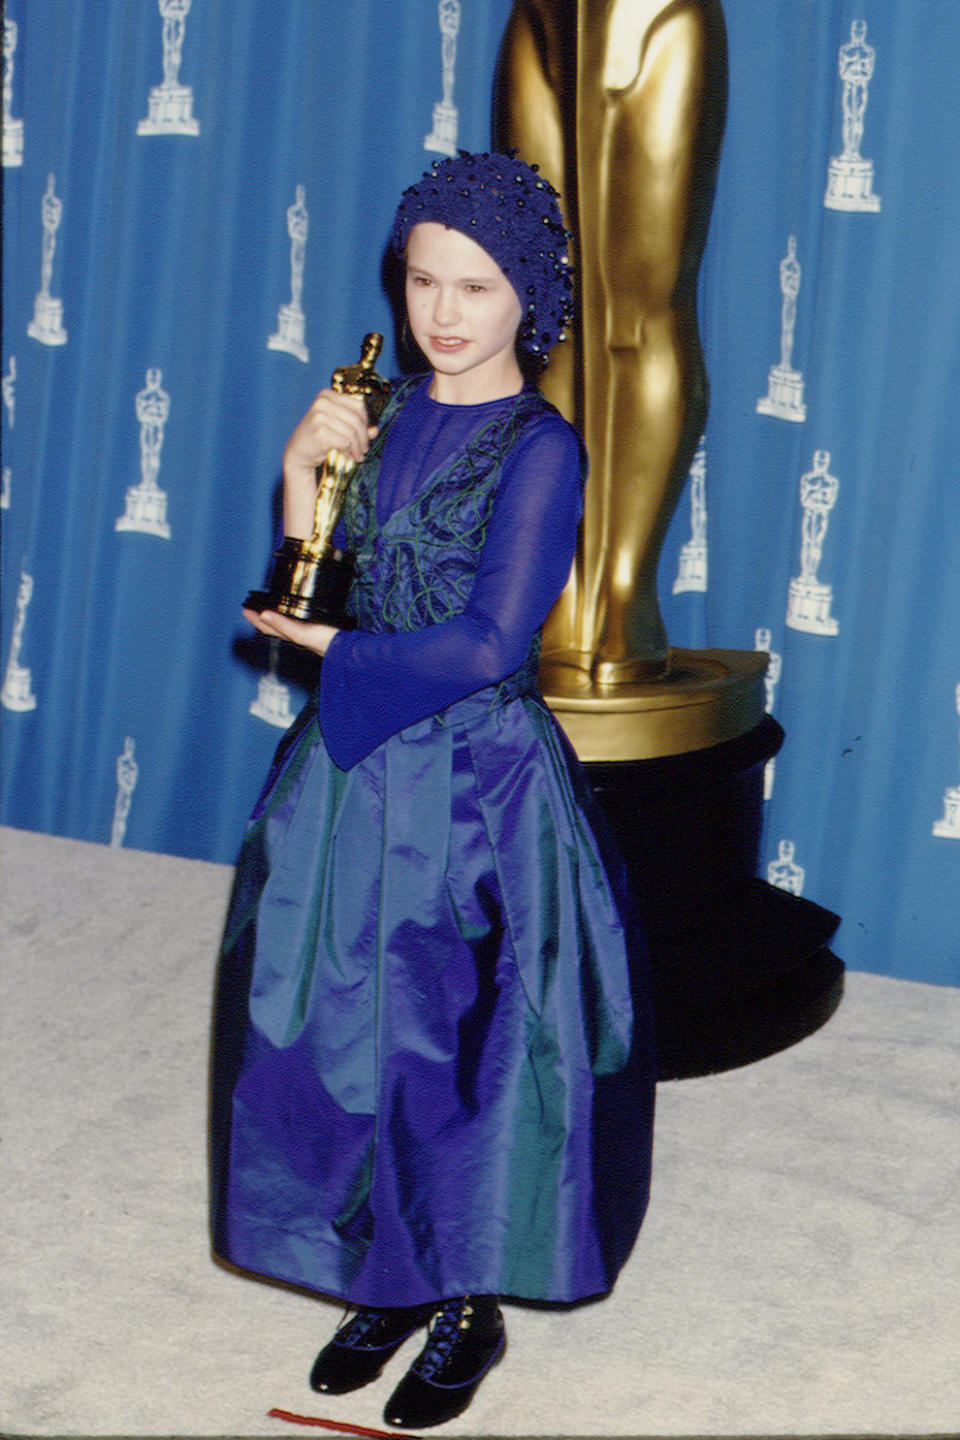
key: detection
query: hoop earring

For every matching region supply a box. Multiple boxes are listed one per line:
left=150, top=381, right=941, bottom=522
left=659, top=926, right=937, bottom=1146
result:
left=401, top=318, right=426, bottom=369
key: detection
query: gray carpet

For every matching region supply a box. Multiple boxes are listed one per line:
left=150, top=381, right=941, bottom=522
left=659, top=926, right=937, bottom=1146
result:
left=1, top=825, right=958, bottom=1439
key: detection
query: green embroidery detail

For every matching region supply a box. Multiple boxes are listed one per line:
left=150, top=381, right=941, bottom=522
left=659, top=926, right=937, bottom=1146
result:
left=344, top=381, right=554, bottom=637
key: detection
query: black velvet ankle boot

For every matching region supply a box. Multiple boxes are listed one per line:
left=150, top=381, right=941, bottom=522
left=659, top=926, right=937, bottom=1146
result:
left=309, top=1305, right=432, bottom=1395
left=383, top=1295, right=506, bottom=1428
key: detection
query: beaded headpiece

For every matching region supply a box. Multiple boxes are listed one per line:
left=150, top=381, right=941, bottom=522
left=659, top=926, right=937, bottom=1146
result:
left=391, top=150, right=574, bottom=363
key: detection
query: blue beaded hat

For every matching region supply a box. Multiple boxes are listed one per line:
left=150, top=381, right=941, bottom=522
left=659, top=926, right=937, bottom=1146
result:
left=391, top=150, right=574, bottom=363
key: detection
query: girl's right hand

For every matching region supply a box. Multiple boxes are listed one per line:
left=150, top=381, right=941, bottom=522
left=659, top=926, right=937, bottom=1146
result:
left=282, top=388, right=380, bottom=539
left=283, top=388, right=377, bottom=476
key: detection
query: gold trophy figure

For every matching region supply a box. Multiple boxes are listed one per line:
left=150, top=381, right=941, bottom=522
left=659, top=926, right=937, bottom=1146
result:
left=495, top=1, right=767, bottom=758
left=496, top=4, right=845, bottom=1075
left=246, top=333, right=391, bottom=626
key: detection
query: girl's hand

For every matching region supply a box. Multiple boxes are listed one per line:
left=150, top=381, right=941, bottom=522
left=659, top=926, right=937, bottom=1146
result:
left=284, top=389, right=377, bottom=475
left=283, top=389, right=379, bottom=538
left=243, top=607, right=339, bottom=657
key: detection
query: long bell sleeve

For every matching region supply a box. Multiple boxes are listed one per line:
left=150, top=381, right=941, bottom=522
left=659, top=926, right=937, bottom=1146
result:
left=318, top=417, right=583, bottom=770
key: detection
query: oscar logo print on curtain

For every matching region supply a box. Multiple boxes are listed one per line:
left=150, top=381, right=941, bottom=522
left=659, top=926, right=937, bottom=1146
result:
left=786, top=450, right=840, bottom=638
left=138, top=0, right=200, bottom=137
left=757, top=235, right=807, bottom=422
left=932, top=685, right=960, bottom=840
left=3, top=16, right=24, bottom=167
left=825, top=20, right=881, bottom=212
left=249, top=639, right=296, bottom=731
left=754, top=628, right=782, bottom=801
left=1, top=571, right=38, bottom=713
left=268, top=186, right=311, bottom=364
left=110, top=738, right=140, bottom=849
left=1, top=356, right=13, bottom=512
left=27, top=174, right=67, bottom=346
left=424, top=0, right=462, bottom=156
left=115, top=370, right=174, bottom=540
left=673, top=439, right=709, bottom=595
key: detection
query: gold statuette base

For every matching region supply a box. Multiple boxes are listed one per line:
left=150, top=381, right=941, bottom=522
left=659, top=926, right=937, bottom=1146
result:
left=244, top=539, right=357, bottom=629
left=541, top=649, right=769, bottom=762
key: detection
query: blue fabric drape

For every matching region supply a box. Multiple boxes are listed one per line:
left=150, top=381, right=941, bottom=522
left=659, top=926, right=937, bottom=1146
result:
left=1, top=1, right=514, bottom=859
left=661, top=1, right=960, bottom=985
left=3, top=2, right=958, bottom=985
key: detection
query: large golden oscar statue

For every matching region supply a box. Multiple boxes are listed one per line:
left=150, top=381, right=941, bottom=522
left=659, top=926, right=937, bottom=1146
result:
left=495, top=0, right=767, bottom=760
left=495, top=1, right=843, bottom=1077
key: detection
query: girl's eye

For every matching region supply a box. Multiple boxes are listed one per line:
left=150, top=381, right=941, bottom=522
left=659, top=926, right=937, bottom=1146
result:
left=411, top=274, right=432, bottom=287
left=465, top=284, right=486, bottom=294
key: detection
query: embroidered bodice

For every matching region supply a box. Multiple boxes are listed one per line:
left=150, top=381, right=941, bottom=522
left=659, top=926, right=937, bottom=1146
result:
left=319, top=374, right=585, bottom=770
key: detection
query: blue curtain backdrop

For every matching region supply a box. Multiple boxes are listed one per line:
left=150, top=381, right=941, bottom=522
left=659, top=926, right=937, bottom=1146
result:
left=2, top=2, right=958, bottom=987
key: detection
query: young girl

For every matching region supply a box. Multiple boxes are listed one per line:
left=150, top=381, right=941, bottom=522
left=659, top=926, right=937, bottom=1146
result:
left=212, top=151, right=656, bottom=1430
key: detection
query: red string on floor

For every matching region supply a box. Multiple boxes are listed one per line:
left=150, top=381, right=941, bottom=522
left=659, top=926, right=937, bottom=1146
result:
left=268, top=1405, right=422, bottom=1439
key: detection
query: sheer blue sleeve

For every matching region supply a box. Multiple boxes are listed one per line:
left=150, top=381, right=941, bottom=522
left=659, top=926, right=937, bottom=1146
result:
left=318, top=416, right=583, bottom=770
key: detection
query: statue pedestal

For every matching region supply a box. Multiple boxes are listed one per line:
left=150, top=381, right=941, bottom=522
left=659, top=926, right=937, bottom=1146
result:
left=3, top=117, right=24, bottom=168
left=933, top=786, right=960, bottom=840
left=424, top=102, right=458, bottom=156
left=672, top=539, right=708, bottom=594
left=1, top=663, right=37, bottom=712
left=757, top=363, right=806, bottom=422
left=787, top=576, right=839, bottom=635
left=138, top=84, right=200, bottom=136
left=544, top=651, right=844, bottom=1079
left=27, top=293, right=67, bottom=346
left=115, top=483, right=171, bottom=539
left=542, top=648, right=769, bottom=760
left=824, top=156, right=880, bottom=212
left=268, top=304, right=309, bottom=364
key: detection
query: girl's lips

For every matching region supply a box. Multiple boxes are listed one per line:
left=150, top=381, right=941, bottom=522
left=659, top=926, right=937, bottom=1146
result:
left=429, top=335, right=468, bottom=351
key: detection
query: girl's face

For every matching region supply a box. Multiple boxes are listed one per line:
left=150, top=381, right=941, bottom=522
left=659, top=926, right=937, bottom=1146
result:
left=405, top=222, right=524, bottom=404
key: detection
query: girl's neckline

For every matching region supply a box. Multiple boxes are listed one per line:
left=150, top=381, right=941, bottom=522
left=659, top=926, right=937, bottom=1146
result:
left=419, top=374, right=531, bottom=411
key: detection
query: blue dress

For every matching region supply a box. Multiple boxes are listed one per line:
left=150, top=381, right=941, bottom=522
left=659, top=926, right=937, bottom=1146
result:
left=211, top=376, right=656, bottom=1307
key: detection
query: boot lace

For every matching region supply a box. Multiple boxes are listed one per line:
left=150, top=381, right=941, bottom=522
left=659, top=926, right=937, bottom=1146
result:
left=414, top=1299, right=474, bottom=1380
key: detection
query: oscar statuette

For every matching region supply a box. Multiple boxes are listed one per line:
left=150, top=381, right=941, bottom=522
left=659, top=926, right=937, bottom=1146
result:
left=245, top=333, right=390, bottom=626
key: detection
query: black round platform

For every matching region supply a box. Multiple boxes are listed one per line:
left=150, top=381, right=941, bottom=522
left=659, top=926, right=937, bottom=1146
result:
left=586, top=715, right=844, bottom=1080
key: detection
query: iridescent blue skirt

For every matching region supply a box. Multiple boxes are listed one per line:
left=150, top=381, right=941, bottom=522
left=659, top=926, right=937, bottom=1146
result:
left=211, top=688, right=655, bottom=1306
